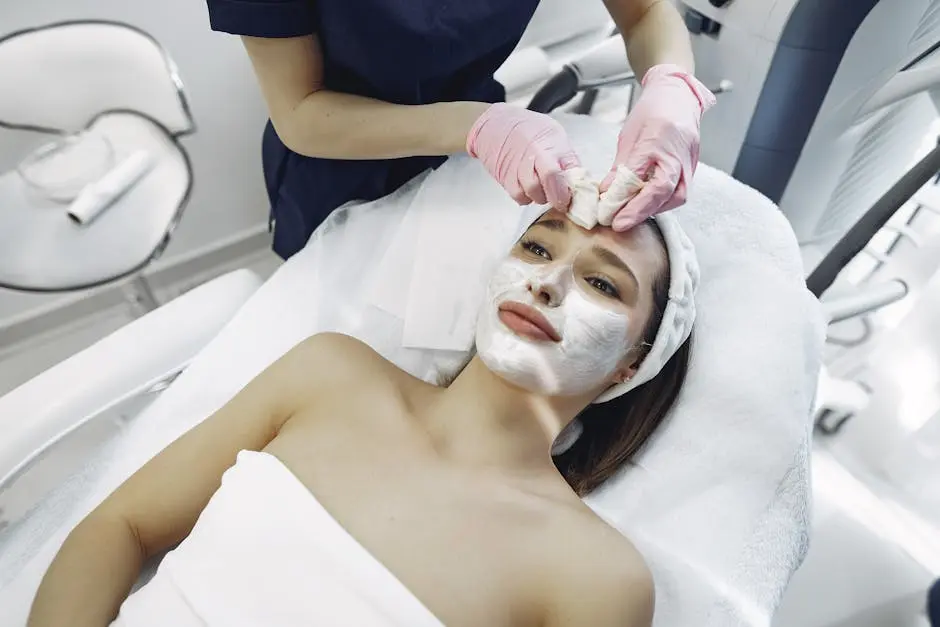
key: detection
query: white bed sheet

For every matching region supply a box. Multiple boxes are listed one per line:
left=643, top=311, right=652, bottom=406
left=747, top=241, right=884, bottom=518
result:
left=0, top=115, right=825, bottom=626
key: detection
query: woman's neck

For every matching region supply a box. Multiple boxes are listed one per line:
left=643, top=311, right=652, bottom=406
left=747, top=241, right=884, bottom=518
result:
left=420, top=356, right=590, bottom=476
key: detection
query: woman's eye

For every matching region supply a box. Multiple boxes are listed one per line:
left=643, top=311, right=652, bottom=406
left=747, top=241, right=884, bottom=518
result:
left=521, top=240, right=551, bottom=260
left=587, top=277, right=620, bottom=299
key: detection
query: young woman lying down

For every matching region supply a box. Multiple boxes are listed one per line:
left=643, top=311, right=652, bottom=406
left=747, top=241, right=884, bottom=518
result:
left=28, top=208, right=697, bottom=627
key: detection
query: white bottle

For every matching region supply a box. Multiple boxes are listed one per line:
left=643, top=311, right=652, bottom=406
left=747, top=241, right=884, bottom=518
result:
left=67, top=150, right=154, bottom=226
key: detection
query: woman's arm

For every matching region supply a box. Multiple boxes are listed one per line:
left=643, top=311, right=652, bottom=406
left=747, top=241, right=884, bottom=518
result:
left=242, top=35, right=488, bottom=160
left=603, top=0, right=695, bottom=77
left=27, top=335, right=342, bottom=627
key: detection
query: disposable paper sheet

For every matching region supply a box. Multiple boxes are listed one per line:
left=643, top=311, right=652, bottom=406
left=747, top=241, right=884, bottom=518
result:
left=401, top=159, right=543, bottom=351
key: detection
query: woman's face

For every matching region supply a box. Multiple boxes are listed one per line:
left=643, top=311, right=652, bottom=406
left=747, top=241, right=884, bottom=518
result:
left=475, top=210, right=666, bottom=397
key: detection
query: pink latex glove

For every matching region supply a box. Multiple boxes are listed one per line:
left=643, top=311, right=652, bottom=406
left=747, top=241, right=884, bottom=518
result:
left=467, top=103, right=581, bottom=209
left=600, top=64, right=716, bottom=231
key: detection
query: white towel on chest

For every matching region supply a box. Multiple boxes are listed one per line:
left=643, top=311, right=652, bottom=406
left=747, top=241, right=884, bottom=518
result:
left=112, top=451, right=443, bottom=627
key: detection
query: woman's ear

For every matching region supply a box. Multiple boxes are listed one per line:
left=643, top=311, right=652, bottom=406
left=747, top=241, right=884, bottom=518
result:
left=611, top=364, right=638, bottom=384
left=612, top=343, right=648, bottom=384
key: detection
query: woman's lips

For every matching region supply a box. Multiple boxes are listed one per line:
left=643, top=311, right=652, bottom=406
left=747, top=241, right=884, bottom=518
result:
left=497, top=301, right=561, bottom=342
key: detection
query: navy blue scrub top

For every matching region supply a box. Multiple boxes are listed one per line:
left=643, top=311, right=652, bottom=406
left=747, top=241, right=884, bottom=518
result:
left=207, top=0, right=541, bottom=259
left=929, top=578, right=940, bottom=626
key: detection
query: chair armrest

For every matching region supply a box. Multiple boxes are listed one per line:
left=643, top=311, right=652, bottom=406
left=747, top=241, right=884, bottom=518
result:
left=495, top=47, right=554, bottom=97
left=527, top=37, right=633, bottom=112
left=822, top=279, right=908, bottom=324
left=814, top=366, right=871, bottom=416
left=526, top=36, right=733, bottom=113
left=0, top=269, right=262, bottom=484
left=569, top=36, right=635, bottom=90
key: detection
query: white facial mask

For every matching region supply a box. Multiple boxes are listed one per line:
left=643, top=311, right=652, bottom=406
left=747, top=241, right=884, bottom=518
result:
left=475, top=257, right=632, bottom=397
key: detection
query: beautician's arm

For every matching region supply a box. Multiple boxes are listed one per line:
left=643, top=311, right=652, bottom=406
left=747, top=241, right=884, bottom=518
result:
left=603, top=0, right=696, bottom=77
left=27, top=334, right=349, bottom=627
left=242, top=35, right=488, bottom=160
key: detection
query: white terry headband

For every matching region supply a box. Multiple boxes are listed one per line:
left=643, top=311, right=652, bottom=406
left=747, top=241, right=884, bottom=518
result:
left=552, top=211, right=700, bottom=455
left=594, top=211, right=700, bottom=402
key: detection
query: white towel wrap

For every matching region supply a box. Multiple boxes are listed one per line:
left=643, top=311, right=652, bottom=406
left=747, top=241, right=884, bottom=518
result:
left=111, top=451, right=444, bottom=627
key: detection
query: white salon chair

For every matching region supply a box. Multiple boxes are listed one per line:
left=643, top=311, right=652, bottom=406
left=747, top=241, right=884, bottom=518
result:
left=0, top=20, right=195, bottom=310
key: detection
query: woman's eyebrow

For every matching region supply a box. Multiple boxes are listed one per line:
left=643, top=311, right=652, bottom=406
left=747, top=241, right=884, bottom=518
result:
left=592, top=246, right=638, bottom=290
left=531, top=219, right=567, bottom=232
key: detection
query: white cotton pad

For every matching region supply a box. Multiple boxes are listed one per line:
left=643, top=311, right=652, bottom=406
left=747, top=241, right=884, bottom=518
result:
left=597, top=165, right=644, bottom=227
left=564, top=167, right=601, bottom=230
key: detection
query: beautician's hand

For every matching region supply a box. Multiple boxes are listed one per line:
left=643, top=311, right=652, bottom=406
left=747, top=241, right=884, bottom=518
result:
left=599, top=64, right=716, bottom=231
left=467, top=103, right=581, bottom=209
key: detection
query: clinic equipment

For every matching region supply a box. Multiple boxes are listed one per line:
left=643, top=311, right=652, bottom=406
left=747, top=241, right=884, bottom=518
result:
left=683, top=0, right=940, bottom=269
left=67, top=150, right=154, bottom=226
left=0, top=20, right=194, bottom=310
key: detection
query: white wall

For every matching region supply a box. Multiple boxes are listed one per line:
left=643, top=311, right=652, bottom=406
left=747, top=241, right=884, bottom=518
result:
left=0, top=0, right=270, bottom=326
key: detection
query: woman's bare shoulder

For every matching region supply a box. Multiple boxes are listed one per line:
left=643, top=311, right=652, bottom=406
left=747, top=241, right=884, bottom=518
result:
left=294, top=331, right=382, bottom=357
left=538, top=504, right=655, bottom=626
left=289, top=332, right=433, bottom=397
left=292, top=332, right=393, bottom=373
left=562, top=506, right=652, bottom=576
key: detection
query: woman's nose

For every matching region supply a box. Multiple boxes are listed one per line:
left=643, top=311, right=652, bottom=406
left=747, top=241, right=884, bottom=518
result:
left=528, top=269, right=566, bottom=307
left=529, top=282, right=560, bottom=306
